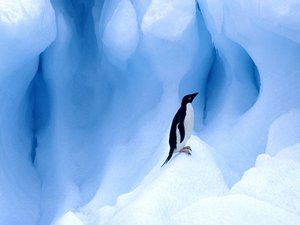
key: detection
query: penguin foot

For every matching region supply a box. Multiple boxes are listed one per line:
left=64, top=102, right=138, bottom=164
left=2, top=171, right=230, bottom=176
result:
left=180, top=146, right=192, bottom=155
left=183, top=146, right=192, bottom=151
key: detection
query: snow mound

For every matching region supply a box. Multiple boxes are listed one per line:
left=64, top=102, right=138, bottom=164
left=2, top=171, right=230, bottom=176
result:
left=54, top=211, right=84, bottom=225
left=171, top=194, right=300, bottom=225
left=79, top=136, right=228, bottom=225
left=231, top=150, right=300, bottom=216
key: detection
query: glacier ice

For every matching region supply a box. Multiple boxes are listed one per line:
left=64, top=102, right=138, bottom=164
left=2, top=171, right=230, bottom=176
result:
left=266, top=109, right=300, bottom=156
left=1, top=0, right=300, bottom=225
left=0, top=0, right=56, bottom=70
left=0, top=0, right=56, bottom=225
left=198, top=0, right=300, bottom=175
left=141, top=0, right=195, bottom=41
left=276, top=144, right=300, bottom=162
left=102, top=0, right=139, bottom=66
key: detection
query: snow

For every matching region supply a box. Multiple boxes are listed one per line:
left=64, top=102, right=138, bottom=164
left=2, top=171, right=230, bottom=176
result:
left=171, top=194, right=300, bottom=225
left=83, top=136, right=228, bottom=225
left=54, top=211, right=84, bottom=225
left=231, top=150, right=300, bottom=215
left=61, top=139, right=300, bottom=225
left=1, top=0, right=300, bottom=225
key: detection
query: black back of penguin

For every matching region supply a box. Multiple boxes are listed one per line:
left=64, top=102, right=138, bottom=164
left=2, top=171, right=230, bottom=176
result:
left=169, top=106, right=185, bottom=150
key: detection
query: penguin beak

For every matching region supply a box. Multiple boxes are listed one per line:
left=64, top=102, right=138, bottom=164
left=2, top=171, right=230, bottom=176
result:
left=190, top=92, right=198, bottom=101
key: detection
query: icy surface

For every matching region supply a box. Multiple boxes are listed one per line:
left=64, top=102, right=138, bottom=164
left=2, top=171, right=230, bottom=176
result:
left=61, top=139, right=300, bottom=225
left=54, top=212, right=84, bottom=225
left=0, top=0, right=56, bottom=225
left=266, top=109, right=300, bottom=156
left=1, top=0, right=300, bottom=224
left=231, top=150, right=300, bottom=215
left=102, top=0, right=139, bottom=65
left=198, top=0, right=300, bottom=175
left=171, top=194, right=300, bottom=225
left=92, top=136, right=228, bottom=225
left=276, top=144, right=300, bottom=162
left=141, top=0, right=195, bottom=41
left=0, top=0, right=56, bottom=70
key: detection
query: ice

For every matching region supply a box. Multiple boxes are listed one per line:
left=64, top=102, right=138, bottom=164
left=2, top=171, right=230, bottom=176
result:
left=2, top=0, right=300, bottom=224
left=81, top=136, right=228, bottom=225
left=231, top=151, right=300, bottom=216
left=0, top=0, right=56, bottom=70
left=276, top=144, right=300, bottom=162
left=266, top=109, right=300, bottom=156
left=102, top=0, right=139, bottom=66
left=71, top=140, right=300, bottom=225
left=227, top=0, right=300, bottom=43
left=141, top=0, right=195, bottom=41
left=84, top=0, right=212, bottom=211
left=0, top=1, right=55, bottom=225
left=198, top=0, right=300, bottom=176
left=171, top=194, right=300, bottom=225
left=32, top=3, right=108, bottom=223
left=141, top=1, right=202, bottom=83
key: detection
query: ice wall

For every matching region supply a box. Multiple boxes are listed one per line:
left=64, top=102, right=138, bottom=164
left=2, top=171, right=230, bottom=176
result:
left=0, top=1, right=56, bottom=224
left=198, top=0, right=300, bottom=176
left=25, top=0, right=213, bottom=223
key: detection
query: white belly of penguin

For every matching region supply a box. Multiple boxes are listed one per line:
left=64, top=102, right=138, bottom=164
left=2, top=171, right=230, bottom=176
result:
left=175, top=103, right=194, bottom=151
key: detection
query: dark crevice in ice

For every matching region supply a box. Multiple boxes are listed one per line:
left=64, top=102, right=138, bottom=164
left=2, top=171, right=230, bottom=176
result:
left=203, top=49, right=226, bottom=125
left=28, top=55, right=51, bottom=165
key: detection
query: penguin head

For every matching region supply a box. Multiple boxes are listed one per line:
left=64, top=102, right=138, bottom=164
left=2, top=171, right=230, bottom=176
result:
left=181, top=92, right=198, bottom=106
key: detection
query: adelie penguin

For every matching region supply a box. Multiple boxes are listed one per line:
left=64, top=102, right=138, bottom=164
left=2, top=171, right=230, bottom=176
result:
left=162, top=92, right=198, bottom=167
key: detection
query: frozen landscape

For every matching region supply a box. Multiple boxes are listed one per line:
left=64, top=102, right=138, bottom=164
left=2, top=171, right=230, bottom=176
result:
left=1, top=0, right=300, bottom=224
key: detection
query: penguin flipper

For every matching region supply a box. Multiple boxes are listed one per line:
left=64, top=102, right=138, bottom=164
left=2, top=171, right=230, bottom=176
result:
left=178, top=121, right=185, bottom=143
left=161, top=149, right=174, bottom=167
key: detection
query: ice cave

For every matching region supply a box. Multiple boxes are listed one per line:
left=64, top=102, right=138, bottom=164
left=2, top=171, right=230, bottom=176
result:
left=1, top=0, right=300, bottom=224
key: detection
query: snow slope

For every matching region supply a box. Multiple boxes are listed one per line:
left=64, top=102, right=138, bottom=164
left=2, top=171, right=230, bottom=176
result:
left=171, top=194, right=300, bottom=225
left=55, top=137, right=300, bottom=225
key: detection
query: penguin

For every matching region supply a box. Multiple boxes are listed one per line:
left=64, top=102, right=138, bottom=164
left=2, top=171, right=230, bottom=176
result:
left=162, top=92, right=198, bottom=167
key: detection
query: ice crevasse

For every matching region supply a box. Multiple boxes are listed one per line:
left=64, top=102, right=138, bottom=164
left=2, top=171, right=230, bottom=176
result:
left=1, top=0, right=300, bottom=225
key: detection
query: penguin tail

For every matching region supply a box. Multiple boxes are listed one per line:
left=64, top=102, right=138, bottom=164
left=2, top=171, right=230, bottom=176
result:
left=161, top=149, right=173, bottom=167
